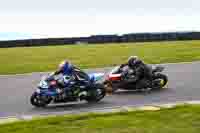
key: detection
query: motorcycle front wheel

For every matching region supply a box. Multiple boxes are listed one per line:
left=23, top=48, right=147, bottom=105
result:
left=30, top=93, right=52, bottom=107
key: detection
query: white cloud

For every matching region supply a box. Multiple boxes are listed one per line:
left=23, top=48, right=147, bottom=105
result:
left=0, top=0, right=199, bottom=39
left=0, top=14, right=200, bottom=39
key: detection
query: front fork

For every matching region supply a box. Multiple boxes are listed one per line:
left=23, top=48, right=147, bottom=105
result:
left=104, top=81, right=118, bottom=95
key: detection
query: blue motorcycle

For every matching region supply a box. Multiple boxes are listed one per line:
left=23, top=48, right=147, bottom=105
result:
left=30, top=69, right=106, bottom=107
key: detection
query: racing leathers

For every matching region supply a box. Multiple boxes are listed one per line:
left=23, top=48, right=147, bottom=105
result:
left=120, top=60, right=152, bottom=89
left=49, top=63, right=90, bottom=94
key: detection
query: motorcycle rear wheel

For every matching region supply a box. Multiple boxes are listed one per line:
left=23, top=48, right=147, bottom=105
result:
left=152, top=73, right=168, bottom=89
left=86, top=84, right=106, bottom=103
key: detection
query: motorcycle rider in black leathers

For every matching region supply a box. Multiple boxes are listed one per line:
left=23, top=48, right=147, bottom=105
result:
left=120, top=56, right=152, bottom=90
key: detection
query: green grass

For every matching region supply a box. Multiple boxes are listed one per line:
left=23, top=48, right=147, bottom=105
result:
left=1, top=40, right=200, bottom=74
left=1, top=105, right=200, bottom=133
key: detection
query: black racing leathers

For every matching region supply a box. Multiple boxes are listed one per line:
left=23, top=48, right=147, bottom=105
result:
left=120, top=61, right=152, bottom=89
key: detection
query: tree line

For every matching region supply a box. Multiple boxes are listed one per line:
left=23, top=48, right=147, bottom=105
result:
left=0, top=32, right=200, bottom=48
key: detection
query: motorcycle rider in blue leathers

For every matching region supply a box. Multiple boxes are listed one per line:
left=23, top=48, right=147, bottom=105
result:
left=49, top=60, right=90, bottom=95
left=52, top=60, right=74, bottom=76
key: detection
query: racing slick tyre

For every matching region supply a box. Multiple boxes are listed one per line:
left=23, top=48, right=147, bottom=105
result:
left=152, top=73, right=168, bottom=89
left=86, top=84, right=106, bottom=103
left=30, top=93, right=51, bottom=107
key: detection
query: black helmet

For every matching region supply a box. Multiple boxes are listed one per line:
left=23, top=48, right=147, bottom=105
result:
left=128, top=56, right=138, bottom=67
left=134, top=59, right=143, bottom=67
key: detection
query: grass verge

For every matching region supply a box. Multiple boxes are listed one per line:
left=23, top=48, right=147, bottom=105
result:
left=1, top=40, right=200, bottom=74
left=1, top=105, right=200, bottom=133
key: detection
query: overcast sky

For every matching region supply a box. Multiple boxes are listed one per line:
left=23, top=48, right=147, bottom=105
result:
left=0, top=0, right=199, bottom=40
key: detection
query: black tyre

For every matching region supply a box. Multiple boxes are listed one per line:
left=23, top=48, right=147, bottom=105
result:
left=86, top=84, right=106, bottom=103
left=30, top=93, right=51, bottom=107
left=152, top=73, right=168, bottom=89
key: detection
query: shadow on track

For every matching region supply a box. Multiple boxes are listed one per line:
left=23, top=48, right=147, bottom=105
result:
left=113, top=87, right=170, bottom=95
left=30, top=100, right=111, bottom=112
left=30, top=87, right=170, bottom=113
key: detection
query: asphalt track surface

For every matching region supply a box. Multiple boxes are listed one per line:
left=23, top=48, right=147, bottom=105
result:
left=0, top=62, right=200, bottom=118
